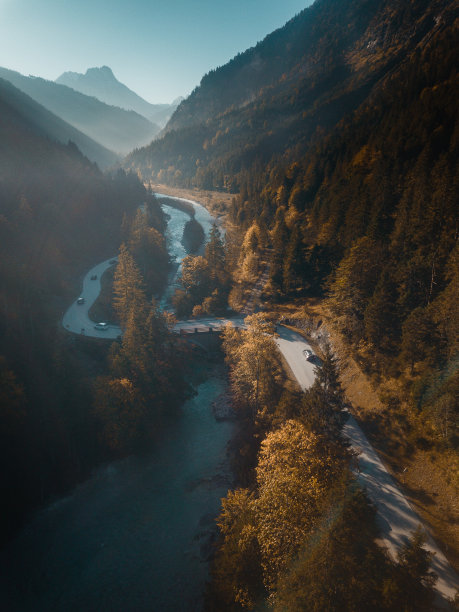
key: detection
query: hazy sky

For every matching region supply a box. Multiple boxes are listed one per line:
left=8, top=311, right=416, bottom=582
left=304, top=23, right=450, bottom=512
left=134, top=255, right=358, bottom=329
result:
left=0, top=0, right=314, bottom=103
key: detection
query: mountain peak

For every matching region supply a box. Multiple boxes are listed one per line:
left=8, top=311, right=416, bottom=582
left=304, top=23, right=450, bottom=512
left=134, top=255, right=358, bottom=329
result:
left=85, top=66, right=115, bottom=80
left=56, top=67, right=182, bottom=126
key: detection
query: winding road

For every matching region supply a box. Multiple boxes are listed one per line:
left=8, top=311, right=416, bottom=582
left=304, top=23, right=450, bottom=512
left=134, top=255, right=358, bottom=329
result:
left=62, top=256, right=120, bottom=339
left=62, top=198, right=458, bottom=604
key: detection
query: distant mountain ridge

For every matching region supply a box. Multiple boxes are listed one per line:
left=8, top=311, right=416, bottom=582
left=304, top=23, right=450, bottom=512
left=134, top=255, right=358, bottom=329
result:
left=56, top=66, right=181, bottom=127
left=126, top=0, right=457, bottom=191
left=0, top=77, right=117, bottom=169
left=0, top=66, right=159, bottom=155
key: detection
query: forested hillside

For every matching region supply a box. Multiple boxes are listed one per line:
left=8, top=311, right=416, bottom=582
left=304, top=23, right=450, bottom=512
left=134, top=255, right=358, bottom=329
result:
left=0, top=97, right=166, bottom=542
left=127, top=0, right=458, bottom=429
left=0, top=78, right=118, bottom=168
left=126, top=0, right=457, bottom=191
left=127, top=0, right=457, bottom=399
left=126, top=0, right=459, bottom=589
left=226, top=5, right=458, bottom=429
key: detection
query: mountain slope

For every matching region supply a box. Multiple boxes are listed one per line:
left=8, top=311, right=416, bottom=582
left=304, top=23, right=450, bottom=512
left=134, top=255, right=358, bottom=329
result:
left=0, top=78, right=118, bottom=168
left=125, top=0, right=459, bottom=573
left=126, top=0, right=457, bottom=191
left=0, top=81, right=154, bottom=541
left=0, top=67, right=159, bottom=155
left=56, top=66, right=180, bottom=127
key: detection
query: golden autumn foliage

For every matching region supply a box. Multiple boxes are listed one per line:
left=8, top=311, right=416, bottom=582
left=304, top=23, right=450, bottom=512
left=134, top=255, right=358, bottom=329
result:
left=255, top=420, right=347, bottom=591
left=222, top=314, right=282, bottom=419
left=214, top=489, right=262, bottom=609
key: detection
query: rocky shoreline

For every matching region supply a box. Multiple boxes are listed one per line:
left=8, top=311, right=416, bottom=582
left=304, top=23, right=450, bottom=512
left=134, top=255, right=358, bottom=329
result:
left=211, top=387, right=236, bottom=421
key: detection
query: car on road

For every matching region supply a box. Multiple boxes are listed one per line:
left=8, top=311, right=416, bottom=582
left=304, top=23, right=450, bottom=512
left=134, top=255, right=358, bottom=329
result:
left=109, top=259, right=117, bottom=265
left=90, top=274, right=97, bottom=280
left=94, top=322, right=109, bottom=331
left=77, top=297, right=85, bottom=305
left=303, top=348, right=314, bottom=361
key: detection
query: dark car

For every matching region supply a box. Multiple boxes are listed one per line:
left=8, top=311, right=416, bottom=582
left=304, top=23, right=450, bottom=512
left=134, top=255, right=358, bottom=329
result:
left=77, top=297, right=85, bottom=305
left=90, top=274, right=97, bottom=280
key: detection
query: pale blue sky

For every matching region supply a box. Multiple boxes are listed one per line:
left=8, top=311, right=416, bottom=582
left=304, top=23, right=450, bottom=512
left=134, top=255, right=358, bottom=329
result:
left=0, top=0, right=314, bottom=103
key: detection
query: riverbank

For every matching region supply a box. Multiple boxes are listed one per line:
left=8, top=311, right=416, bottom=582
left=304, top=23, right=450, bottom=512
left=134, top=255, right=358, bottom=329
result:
left=156, top=193, right=196, bottom=217
left=150, top=183, right=233, bottom=220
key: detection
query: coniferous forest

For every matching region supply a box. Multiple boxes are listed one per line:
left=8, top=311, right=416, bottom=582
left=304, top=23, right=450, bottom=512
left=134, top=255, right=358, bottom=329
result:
left=125, top=0, right=458, bottom=607
left=128, top=0, right=458, bottom=466
left=0, top=0, right=458, bottom=609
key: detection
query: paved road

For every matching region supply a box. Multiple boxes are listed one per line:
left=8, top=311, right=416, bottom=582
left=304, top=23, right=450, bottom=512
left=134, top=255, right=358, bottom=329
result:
left=275, top=324, right=458, bottom=603
left=345, top=415, right=458, bottom=602
left=275, top=325, right=317, bottom=390
left=62, top=257, right=121, bottom=340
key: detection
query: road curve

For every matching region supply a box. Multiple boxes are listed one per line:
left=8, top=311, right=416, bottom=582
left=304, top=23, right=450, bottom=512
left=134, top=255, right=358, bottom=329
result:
left=62, top=257, right=121, bottom=340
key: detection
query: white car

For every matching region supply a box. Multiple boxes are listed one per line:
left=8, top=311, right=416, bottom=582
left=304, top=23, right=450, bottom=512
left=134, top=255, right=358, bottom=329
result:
left=77, top=297, right=85, bottom=305
left=94, top=322, right=109, bottom=331
left=303, top=348, right=314, bottom=361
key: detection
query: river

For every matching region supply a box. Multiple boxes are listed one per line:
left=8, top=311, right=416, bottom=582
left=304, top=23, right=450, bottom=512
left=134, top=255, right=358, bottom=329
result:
left=157, top=194, right=217, bottom=310
left=0, top=199, right=234, bottom=611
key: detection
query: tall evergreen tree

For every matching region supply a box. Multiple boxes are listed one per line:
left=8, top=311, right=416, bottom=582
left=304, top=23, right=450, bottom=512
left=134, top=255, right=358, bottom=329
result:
left=205, top=224, right=226, bottom=274
left=113, top=243, right=146, bottom=328
left=364, top=268, right=400, bottom=352
left=282, top=225, right=304, bottom=295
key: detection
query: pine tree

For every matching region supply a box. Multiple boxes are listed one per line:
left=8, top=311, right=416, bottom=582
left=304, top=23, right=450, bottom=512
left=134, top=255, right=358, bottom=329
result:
left=364, top=268, right=400, bottom=353
left=315, top=343, right=345, bottom=420
left=205, top=223, right=230, bottom=304
left=400, top=307, right=437, bottom=373
left=205, top=224, right=225, bottom=273
left=282, top=225, right=304, bottom=295
left=113, top=244, right=147, bottom=328
left=392, top=528, right=437, bottom=611
left=328, top=237, right=383, bottom=340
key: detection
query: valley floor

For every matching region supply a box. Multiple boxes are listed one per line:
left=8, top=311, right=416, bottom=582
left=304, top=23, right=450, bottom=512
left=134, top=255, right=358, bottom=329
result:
left=148, top=183, right=233, bottom=219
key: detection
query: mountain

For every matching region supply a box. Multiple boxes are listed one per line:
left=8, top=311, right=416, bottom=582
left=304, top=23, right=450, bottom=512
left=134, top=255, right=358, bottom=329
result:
left=0, top=67, right=159, bottom=155
left=126, top=0, right=457, bottom=191
left=124, top=0, right=458, bottom=595
left=125, top=1, right=458, bottom=566
left=0, top=76, right=153, bottom=540
left=56, top=66, right=181, bottom=127
left=0, top=77, right=117, bottom=168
